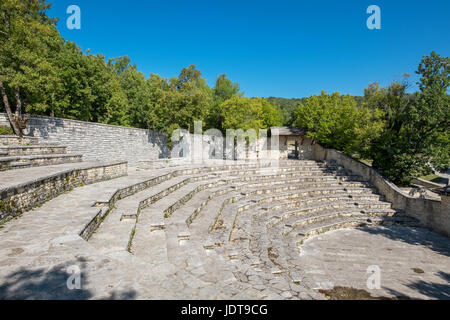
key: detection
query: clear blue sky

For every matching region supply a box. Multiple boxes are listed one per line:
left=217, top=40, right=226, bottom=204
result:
left=48, top=0, right=450, bottom=98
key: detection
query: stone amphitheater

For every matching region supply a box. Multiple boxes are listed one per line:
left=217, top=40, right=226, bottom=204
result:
left=0, top=129, right=449, bottom=300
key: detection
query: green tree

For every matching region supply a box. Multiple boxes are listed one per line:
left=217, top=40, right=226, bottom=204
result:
left=267, top=97, right=305, bottom=126
left=206, top=74, right=241, bottom=130
left=145, top=65, right=212, bottom=138
left=293, top=91, right=383, bottom=156
left=218, top=97, right=282, bottom=146
left=260, top=98, right=283, bottom=128
left=369, top=52, right=449, bottom=185
left=214, top=74, right=241, bottom=102
left=42, top=42, right=129, bottom=124
left=108, top=56, right=151, bottom=128
left=220, top=96, right=266, bottom=131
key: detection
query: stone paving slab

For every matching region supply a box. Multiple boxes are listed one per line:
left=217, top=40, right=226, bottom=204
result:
left=297, top=226, right=450, bottom=300
left=0, top=161, right=123, bottom=189
left=1, top=162, right=449, bottom=300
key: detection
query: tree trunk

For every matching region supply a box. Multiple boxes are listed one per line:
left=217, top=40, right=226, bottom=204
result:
left=0, top=79, right=21, bottom=136
left=15, top=87, right=22, bottom=117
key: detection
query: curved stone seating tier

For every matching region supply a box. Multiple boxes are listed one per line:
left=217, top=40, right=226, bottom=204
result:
left=0, top=161, right=128, bottom=222
left=0, top=136, right=82, bottom=172
left=0, top=135, right=39, bottom=146
left=0, top=135, right=132, bottom=223
left=0, top=145, right=67, bottom=156
left=82, top=160, right=421, bottom=299
left=0, top=153, right=83, bottom=171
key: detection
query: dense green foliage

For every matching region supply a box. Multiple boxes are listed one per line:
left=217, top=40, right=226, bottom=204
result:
left=1, top=1, right=448, bottom=186
left=293, top=91, right=384, bottom=157
left=368, top=52, right=449, bottom=185
left=293, top=53, right=449, bottom=186
left=266, top=97, right=306, bottom=126
left=0, top=1, right=283, bottom=138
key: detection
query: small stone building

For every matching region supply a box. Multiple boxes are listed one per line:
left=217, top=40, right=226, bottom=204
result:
left=270, top=126, right=315, bottom=160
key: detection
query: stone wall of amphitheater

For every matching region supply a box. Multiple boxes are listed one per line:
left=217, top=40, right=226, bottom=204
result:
left=314, top=144, right=450, bottom=237
left=1, top=113, right=317, bottom=163
left=0, top=113, right=171, bottom=165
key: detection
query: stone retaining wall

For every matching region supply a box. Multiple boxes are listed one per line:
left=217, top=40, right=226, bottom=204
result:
left=0, top=113, right=170, bottom=165
left=0, top=161, right=128, bottom=223
left=313, top=144, right=450, bottom=237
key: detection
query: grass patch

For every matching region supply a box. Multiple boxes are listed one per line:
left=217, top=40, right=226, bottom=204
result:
left=419, top=174, right=447, bottom=185
left=412, top=268, right=425, bottom=274
left=0, top=125, right=14, bottom=136
left=318, top=286, right=411, bottom=300
left=359, top=159, right=373, bottom=166
left=127, top=226, right=136, bottom=253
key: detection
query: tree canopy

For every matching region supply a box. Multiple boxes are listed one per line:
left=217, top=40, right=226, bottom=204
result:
left=1, top=1, right=448, bottom=187
left=0, top=1, right=282, bottom=139
left=292, top=52, right=449, bottom=186
left=293, top=91, right=384, bottom=156
left=368, top=52, right=449, bottom=185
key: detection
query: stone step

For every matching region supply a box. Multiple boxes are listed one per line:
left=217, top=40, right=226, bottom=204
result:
left=119, top=174, right=227, bottom=251
left=131, top=206, right=170, bottom=261
left=294, top=217, right=371, bottom=244
left=96, top=164, right=341, bottom=242
left=183, top=177, right=355, bottom=227
left=0, top=145, right=67, bottom=156
left=8, top=160, right=32, bottom=169
left=0, top=153, right=82, bottom=171
left=0, top=161, right=128, bottom=224
left=161, top=174, right=361, bottom=223
left=369, top=215, right=422, bottom=227
left=128, top=179, right=231, bottom=253
left=209, top=192, right=356, bottom=240
left=267, top=201, right=393, bottom=228
left=283, top=210, right=374, bottom=236
left=259, top=193, right=379, bottom=213
left=354, top=200, right=392, bottom=209
left=132, top=203, right=237, bottom=286
left=0, top=135, right=39, bottom=146
left=183, top=176, right=374, bottom=228
left=88, top=206, right=136, bottom=253
left=238, top=183, right=376, bottom=198
left=229, top=198, right=394, bottom=243
left=289, top=212, right=422, bottom=251
left=227, top=168, right=330, bottom=177
left=114, top=175, right=196, bottom=219
left=244, top=187, right=377, bottom=207
left=57, top=159, right=426, bottom=299
left=163, top=218, right=237, bottom=285
left=92, top=178, right=214, bottom=252
left=98, top=161, right=335, bottom=209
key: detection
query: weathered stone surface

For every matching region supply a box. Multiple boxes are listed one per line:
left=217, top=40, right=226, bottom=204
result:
left=298, top=226, right=450, bottom=300
left=0, top=161, right=127, bottom=222
left=0, top=160, right=448, bottom=300
left=0, top=113, right=170, bottom=165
